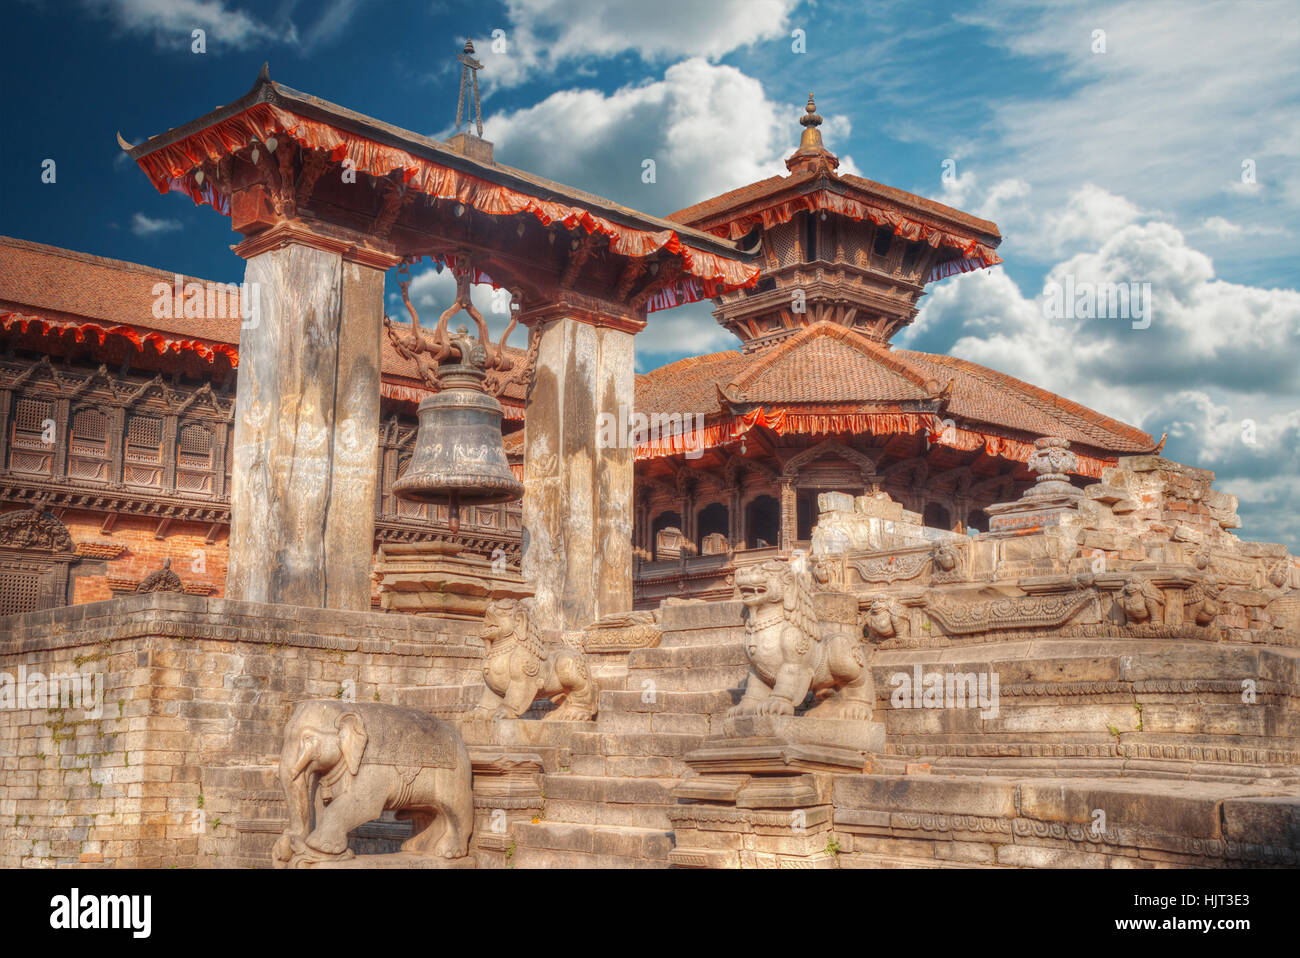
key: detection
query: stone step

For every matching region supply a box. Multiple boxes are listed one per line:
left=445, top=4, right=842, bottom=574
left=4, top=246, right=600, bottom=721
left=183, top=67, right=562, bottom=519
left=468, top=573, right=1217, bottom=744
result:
left=627, top=643, right=749, bottom=672
left=511, top=821, right=673, bottom=866
left=657, top=600, right=744, bottom=634
left=623, top=667, right=746, bottom=693
left=657, top=627, right=746, bottom=648
left=544, top=774, right=677, bottom=805
left=596, top=708, right=717, bottom=736
left=510, top=846, right=667, bottom=869
left=597, top=688, right=736, bottom=716
left=595, top=731, right=707, bottom=759
left=566, top=753, right=687, bottom=778
left=395, top=684, right=477, bottom=713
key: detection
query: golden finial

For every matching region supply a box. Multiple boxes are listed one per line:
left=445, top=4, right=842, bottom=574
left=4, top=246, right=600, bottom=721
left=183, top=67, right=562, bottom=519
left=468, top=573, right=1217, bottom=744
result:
left=797, top=92, right=825, bottom=152
left=786, top=91, right=838, bottom=173
left=801, top=93, right=822, bottom=129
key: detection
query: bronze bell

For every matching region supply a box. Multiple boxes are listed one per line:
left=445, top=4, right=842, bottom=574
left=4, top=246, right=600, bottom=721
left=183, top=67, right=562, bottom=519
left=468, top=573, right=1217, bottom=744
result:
left=393, top=326, right=523, bottom=532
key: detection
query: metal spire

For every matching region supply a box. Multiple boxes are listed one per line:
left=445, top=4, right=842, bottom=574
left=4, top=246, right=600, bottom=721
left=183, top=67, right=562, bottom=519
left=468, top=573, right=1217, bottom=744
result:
left=455, top=39, right=484, bottom=138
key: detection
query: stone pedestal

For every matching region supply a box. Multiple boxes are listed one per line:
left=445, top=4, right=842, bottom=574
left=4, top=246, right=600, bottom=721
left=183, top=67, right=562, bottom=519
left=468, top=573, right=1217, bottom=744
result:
left=227, top=236, right=389, bottom=610
left=374, top=541, right=532, bottom=618
left=520, top=313, right=635, bottom=633
left=467, top=748, right=545, bottom=868
left=669, top=737, right=868, bottom=868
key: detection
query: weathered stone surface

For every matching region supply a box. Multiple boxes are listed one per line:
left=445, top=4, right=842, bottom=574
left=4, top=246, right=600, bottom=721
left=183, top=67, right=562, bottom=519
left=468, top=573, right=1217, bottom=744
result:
left=227, top=244, right=381, bottom=610
left=522, top=318, right=634, bottom=634
left=272, top=700, right=474, bottom=868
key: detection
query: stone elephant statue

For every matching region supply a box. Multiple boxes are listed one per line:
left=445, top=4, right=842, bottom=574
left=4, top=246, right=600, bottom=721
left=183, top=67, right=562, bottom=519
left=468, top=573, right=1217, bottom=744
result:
left=271, top=701, right=474, bottom=868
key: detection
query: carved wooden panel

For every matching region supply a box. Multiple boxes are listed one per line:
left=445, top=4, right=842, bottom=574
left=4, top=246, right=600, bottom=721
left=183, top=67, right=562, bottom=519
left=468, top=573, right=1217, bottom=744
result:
left=10, top=397, right=53, bottom=475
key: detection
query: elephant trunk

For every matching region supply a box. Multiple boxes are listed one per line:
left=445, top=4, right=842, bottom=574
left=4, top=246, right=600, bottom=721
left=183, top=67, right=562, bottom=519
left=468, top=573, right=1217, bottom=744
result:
left=279, top=733, right=316, bottom=844
left=289, top=739, right=315, bottom=782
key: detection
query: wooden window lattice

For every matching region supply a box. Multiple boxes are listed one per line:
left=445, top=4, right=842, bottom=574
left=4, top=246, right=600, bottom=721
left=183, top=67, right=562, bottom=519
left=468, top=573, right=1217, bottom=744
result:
left=0, top=571, right=41, bottom=616
left=176, top=423, right=214, bottom=493
left=10, top=397, right=53, bottom=475
left=68, top=408, right=109, bottom=481
left=124, top=414, right=163, bottom=486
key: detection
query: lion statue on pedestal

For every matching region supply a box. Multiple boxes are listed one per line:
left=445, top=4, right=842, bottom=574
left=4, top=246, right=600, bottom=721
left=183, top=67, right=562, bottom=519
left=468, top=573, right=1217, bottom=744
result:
left=474, top=598, right=597, bottom=721
left=728, top=559, right=873, bottom=720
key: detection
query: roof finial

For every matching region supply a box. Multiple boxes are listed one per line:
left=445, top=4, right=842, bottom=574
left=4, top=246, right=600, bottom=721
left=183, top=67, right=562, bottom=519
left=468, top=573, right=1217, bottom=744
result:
left=801, top=92, right=822, bottom=130
left=455, top=39, right=484, bottom=138
left=787, top=92, right=837, bottom=172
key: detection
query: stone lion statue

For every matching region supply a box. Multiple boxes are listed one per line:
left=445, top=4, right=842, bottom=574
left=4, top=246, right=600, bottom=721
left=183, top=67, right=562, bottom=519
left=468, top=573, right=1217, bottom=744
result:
left=865, top=595, right=906, bottom=641
left=728, top=559, right=873, bottom=720
left=1185, top=575, right=1220, bottom=627
left=1119, top=579, right=1165, bottom=625
left=474, top=598, right=597, bottom=721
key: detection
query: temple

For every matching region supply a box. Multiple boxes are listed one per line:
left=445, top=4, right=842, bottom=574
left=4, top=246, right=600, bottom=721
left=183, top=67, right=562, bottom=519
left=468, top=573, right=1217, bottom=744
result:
left=0, top=93, right=1153, bottom=614
left=1, top=62, right=1296, bottom=872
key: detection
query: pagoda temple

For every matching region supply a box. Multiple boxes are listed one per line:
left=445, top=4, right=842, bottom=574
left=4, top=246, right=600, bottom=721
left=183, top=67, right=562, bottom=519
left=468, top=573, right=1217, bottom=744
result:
left=0, top=91, right=1158, bottom=615
left=624, top=95, right=1156, bottom=605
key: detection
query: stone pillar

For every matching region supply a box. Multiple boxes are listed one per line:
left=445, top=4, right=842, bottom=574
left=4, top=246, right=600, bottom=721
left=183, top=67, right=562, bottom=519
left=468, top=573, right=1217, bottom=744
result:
left=520, top=306, right=636, bottom=632
left=779, top=479, right=797, bottom=551
left=226, top=230, right=389, bottom=610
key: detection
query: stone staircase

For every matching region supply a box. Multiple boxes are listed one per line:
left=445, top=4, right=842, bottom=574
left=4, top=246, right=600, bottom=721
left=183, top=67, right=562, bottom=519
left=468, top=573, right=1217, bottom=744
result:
left=510, top=601, right=748, bottom=868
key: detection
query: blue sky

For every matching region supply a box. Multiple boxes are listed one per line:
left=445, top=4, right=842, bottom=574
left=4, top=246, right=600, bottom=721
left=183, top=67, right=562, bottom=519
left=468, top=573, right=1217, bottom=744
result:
left=2, top=0, right=1298, bottom=548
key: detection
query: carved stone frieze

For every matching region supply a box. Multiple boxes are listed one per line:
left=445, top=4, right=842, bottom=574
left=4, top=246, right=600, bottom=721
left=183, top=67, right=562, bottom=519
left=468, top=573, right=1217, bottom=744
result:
left=924, top=589, right=1094, bottom=635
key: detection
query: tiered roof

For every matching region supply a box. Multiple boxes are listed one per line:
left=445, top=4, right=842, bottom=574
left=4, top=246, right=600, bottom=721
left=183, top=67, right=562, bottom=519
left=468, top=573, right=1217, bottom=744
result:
left=634, top=321, right=1154, bottom=476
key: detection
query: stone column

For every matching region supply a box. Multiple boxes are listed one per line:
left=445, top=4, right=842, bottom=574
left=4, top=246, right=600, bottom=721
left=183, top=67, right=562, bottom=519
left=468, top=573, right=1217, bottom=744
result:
left=779, top=479, right=797, bottom=551
left=520, top=303, right=637, bottom=633
left=226, top=229, right=390, bottom=610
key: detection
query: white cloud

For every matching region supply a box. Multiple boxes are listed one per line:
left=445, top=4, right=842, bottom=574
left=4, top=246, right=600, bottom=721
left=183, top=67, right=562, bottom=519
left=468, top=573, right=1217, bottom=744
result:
left=477, top=0, right=800, bottom=89
left=82, top=0, right=286, bottom=48
left=907, top=188, right=1300, bottom=547
left=130, top=212, right=182, bottom=236
left=486, top=58, right=858, bottom=216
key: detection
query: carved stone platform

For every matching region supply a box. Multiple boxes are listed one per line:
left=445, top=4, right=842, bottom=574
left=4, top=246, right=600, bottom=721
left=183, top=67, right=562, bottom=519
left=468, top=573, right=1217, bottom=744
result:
left=313, top=850, right=477, bottom=869
left=374, top=541, right=531, bottom=618
left=722, top=715, right=885, bottom=752
left=669, top=736, right=869, bottom=868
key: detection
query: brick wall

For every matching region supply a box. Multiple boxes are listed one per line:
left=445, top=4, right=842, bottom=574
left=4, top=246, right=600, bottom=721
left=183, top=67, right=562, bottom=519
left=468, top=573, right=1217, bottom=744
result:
left=0, top=593, right=481, bottom=868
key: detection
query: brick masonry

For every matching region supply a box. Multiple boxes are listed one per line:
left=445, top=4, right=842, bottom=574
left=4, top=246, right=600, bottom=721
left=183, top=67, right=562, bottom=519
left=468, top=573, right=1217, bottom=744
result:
left=0, top=593, right=480, bottom=868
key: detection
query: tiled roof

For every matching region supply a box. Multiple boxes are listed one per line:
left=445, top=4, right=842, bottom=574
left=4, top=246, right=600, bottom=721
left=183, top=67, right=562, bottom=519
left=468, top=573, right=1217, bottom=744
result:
left=635, top=349, right=751, bottom=416
left=894, top=349, right=1154, bottom=453
left=636, top=321, right=1153, bottom=454
left=0, top=235, right=526, bottom=402
left=723, top=323, right=937, bottom=404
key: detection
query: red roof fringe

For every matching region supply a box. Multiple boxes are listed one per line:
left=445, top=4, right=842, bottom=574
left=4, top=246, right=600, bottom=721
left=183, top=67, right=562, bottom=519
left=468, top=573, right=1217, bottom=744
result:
left=635, top=403, right=1113, bottom=478
left=136, top=103, right=760, bottom=297
left=1, top=310, right=238, bottom=367
left=704, top=188, right=1002, bottom=272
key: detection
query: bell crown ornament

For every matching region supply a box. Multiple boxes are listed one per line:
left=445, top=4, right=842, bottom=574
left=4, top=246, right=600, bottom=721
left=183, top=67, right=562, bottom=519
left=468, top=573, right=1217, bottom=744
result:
left=384, top=254, right=535, bottom=532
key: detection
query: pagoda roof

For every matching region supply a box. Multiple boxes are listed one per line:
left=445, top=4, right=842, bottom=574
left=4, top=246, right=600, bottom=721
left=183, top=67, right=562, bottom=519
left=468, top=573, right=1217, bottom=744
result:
left=0, top=235, right=523, bottom=412
left=122, top=67, right=759, bottom=299
left=667, top=95, right=1002, bottom=277
left=634, top=320, right=1154, bottom=475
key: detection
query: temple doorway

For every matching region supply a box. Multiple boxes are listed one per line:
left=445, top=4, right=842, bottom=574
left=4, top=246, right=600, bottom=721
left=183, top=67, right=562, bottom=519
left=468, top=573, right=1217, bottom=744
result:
left=744, top=495, right=779, bottom=548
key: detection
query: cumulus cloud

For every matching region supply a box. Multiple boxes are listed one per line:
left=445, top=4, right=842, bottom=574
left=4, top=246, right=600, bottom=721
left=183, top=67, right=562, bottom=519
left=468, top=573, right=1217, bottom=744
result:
left=486, top=58, right=858, bottom=216
left=81, top=0, right=287, bottom=49
left=130, top=212, right=182, bottom=236
left=907, top=187, right=1300, bottom=548
left=476, top=0, right=800, bottom=88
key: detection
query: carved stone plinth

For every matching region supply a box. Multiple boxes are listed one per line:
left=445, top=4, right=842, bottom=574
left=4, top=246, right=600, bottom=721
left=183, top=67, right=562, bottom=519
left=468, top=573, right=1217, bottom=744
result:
left=374, top=541, right=531, bottom=619
left=987, top=436, right=1084, bottom=533
left=468, top=748, right=545, bottom=868
left=669, top=738, right=867, bottom=868
left=723, top=715, right=885, bottom=752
